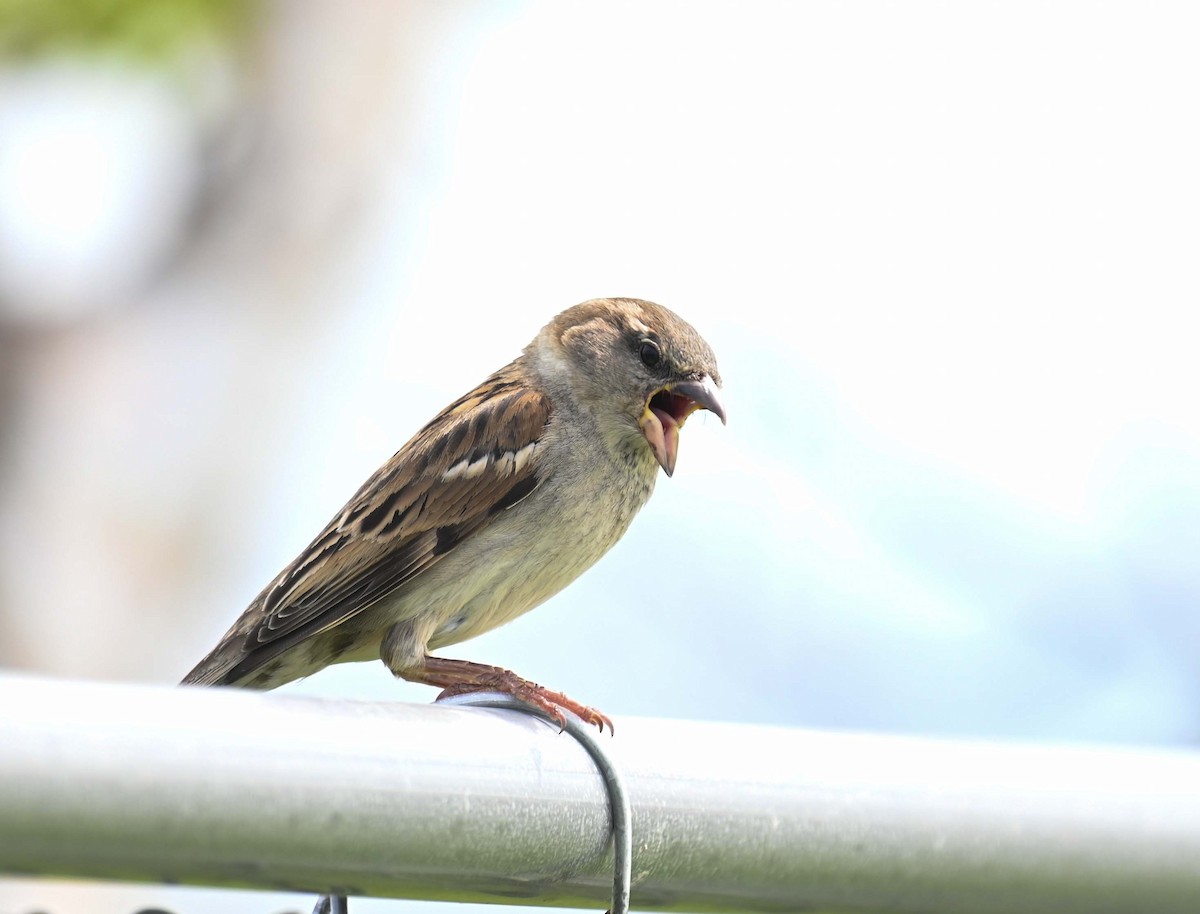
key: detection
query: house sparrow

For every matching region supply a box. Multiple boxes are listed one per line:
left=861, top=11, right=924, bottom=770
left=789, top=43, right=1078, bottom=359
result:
left=182, top=297, right=725, bottom=731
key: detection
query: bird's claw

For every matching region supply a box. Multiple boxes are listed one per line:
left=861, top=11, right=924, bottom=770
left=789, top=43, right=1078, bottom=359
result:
left=436, top=674, right=613, bottom=735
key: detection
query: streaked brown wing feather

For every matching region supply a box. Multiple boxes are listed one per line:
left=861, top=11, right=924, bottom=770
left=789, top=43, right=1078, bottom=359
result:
left=230, top=362, right=550, bottom=674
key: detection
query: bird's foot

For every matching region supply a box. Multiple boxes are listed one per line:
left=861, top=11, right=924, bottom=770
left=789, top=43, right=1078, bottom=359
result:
left=415, top=656, right=613, bottom=733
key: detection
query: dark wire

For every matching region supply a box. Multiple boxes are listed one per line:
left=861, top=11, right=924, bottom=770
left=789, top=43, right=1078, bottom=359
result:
left=312, top=692, right=632, bottom=914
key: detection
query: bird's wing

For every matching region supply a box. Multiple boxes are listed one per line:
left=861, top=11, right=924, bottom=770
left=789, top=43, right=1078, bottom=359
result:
left=229, top=363, right=551, bottom=677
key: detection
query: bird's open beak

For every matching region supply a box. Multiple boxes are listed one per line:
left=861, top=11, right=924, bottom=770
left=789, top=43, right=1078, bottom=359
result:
left=639, top=375, right=726, bottom=477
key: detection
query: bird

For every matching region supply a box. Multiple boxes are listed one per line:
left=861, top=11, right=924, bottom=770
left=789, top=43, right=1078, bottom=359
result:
left=182, top=297, right=725, bottom=731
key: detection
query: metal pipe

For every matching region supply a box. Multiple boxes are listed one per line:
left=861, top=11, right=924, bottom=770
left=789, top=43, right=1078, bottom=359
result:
left=1, top=673, right=1199, bottom=912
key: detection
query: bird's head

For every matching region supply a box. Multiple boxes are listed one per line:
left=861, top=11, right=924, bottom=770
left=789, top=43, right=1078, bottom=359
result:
left=537, top=297, right=726, bottom=476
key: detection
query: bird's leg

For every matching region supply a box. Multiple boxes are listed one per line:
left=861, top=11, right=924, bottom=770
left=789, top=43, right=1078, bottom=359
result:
left=401, top=655, right=613, bottom=733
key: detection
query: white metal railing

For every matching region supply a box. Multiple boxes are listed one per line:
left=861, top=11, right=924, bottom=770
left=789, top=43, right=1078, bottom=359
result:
left=2, top=673, right=1200, bottom=912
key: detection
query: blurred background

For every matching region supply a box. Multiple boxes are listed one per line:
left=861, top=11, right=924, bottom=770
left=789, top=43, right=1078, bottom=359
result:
left=1, top=1, right=1198, bottom=912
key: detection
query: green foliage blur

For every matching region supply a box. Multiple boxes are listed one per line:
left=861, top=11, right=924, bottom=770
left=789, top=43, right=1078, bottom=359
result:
left=0, top=0, right=253, bottom=62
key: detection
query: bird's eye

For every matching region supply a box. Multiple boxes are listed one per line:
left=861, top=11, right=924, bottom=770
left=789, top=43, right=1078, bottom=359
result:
left=639, top=339, right=662, bottom=369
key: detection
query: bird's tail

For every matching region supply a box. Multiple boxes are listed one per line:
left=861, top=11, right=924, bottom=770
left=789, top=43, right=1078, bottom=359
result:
left=180, top=645, right=243, bottom=686
left=180, top=620, right=271, bottom=687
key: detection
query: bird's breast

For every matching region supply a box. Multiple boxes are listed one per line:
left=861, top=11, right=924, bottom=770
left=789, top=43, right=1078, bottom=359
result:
left=421, top=443, right=657, bottom=649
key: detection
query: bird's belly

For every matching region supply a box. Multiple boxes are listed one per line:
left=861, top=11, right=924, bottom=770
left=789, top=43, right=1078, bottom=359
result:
left=420, top=482, right=643, bottom=649
left=424, top=530, right=606, bottom=648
